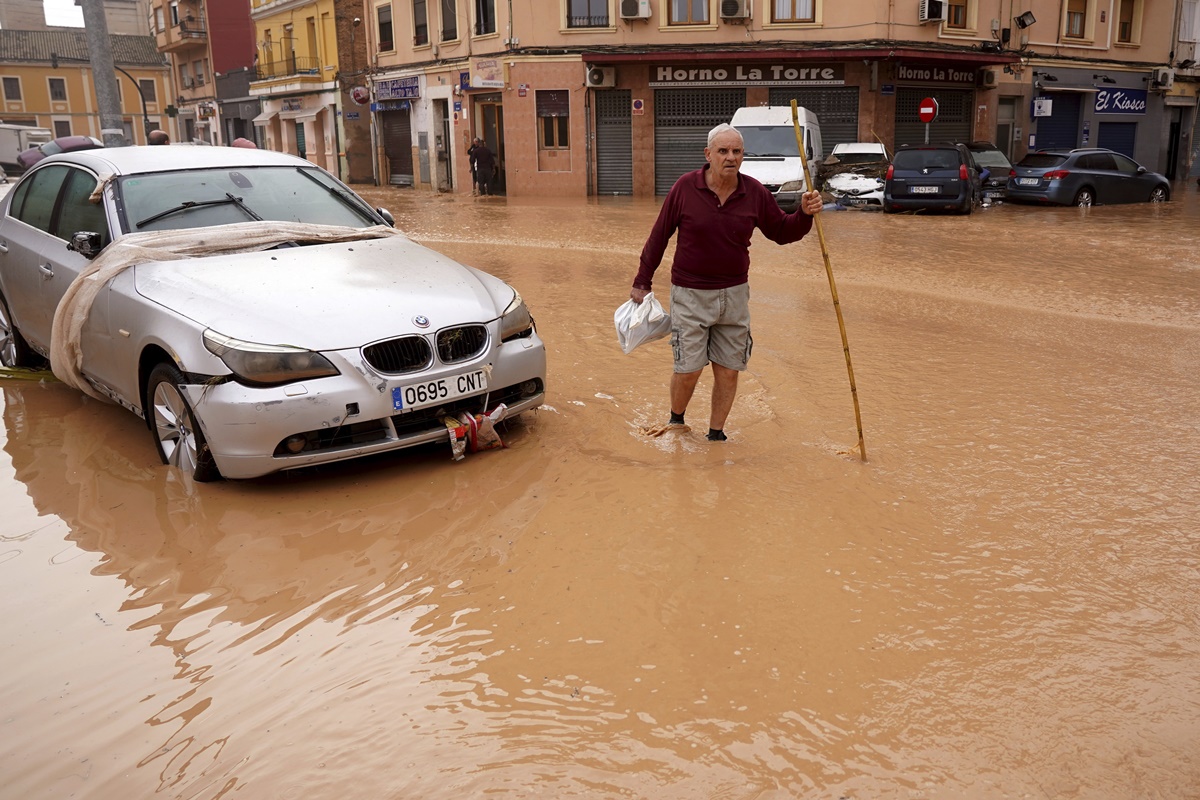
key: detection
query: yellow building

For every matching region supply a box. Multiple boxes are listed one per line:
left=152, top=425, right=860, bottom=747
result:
left=248, top=0, right=340, bottom=171
left=0, top=29, right=170, bottom=148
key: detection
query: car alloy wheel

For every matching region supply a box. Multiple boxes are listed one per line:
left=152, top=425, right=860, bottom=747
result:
left=1073, top=188, right=1095, bottom=207
left=147, top=362, right=221, bottom=482
left=0, top=293, right=36, bottom=368
left=1150, top=186, right=1168, bottom=202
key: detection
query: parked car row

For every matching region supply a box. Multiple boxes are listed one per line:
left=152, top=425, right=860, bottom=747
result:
left=876, top=141, right=1169, bottom=213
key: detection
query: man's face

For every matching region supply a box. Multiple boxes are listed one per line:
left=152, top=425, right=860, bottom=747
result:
left=704, top=131, right=744, bottom=176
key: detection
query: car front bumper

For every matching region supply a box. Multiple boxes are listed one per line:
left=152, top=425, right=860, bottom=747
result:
left=186, top=333, right=547, bottom=479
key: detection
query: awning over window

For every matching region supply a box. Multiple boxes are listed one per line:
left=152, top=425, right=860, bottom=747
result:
left=251, top=110, right=275, bottom=126
left=278, top=108, right=319, bottom=121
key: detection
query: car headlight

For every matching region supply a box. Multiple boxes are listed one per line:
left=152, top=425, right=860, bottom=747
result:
left=780, top=180, right=806, bottom=192
left=499, top=291, right=534, bottom=342
left=203, top=329, right=340, bottom=386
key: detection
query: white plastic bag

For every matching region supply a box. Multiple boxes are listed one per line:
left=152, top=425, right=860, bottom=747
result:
left=614, top=292, right=672, bottom=355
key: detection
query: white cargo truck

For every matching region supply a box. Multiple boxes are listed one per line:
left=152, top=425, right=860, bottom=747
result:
left=730, top=106, right=824, bottom=211
left=0, top=124, right=53, bottom=172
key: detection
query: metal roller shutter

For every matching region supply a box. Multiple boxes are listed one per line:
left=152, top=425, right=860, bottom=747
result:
left=769, top=87, right=860, bottom=149
left=653, top=88, right=746, bottom=195
left=381, top=110, right=414, bottom=185
left=1033, top=93, right=1081, bottom=151
left=595, top=89, right=633, bottom=195
left=1097, top=121, right=1136, bottom=158
left=895, top=88, right=972, bottom=147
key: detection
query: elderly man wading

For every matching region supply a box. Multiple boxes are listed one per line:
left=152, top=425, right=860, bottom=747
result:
left=630, top=122, right=823, bottom=442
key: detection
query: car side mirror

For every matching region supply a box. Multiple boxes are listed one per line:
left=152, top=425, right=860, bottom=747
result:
left=1136, top=165, right=1146, bottom=174
left=66, top=231, right=104, bottom=260
left=376, top=207, right=395, bottom=227
left=806, top=145, right=813, bottom=161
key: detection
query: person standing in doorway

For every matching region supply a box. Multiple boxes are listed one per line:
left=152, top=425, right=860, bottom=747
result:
left=471, top=139, right=496, bottom=196
left=629, top=123, right=823, bottom=442
left=467, top=137, right=482, bottom=195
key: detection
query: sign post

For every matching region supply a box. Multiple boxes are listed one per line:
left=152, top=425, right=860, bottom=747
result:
left=918, top=96, right=939, bottom=143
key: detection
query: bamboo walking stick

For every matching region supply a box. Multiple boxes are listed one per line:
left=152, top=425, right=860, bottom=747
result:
left=790, top=100, right=867, bottom=462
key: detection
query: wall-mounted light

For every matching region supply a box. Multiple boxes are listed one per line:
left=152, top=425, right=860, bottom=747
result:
left=1092, top=73, right=1116, bottom=84
left=1178, top=59, right=1196, bottom=69
left=1015, top=11, right=1036, bottom=29
left=1032, top=71, right=1059, bottom=82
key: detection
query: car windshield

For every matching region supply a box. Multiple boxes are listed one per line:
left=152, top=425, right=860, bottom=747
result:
left=117, top=166, right=380, bottom=234
left=893, top=149, right=960, bottom=170
left=1018, top=154, right=1068, bottom=168
left=969, top=149, right=1012, bottom=170
left=735, top=126, right=800, bottom=157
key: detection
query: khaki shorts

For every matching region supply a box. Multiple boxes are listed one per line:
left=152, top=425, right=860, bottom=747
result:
left=669, top=284, right=753, bottom=373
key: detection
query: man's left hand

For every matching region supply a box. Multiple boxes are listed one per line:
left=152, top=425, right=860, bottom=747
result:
left=800, top=190, right=823, bottom=216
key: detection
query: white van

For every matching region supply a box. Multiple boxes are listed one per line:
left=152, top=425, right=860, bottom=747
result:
left=730, top=106, right=824, bottom=211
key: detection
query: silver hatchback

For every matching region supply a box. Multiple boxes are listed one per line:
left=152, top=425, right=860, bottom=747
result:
left=1006, top=148, right=1170, bottom=206
left=0, top=147, right=546, bottom=481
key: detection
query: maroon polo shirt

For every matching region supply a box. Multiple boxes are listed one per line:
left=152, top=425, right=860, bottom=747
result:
left=634, top=165, right=813, bottom=292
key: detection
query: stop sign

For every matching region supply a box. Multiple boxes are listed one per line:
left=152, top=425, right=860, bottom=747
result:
left=918, top=97, right=939, bottom=123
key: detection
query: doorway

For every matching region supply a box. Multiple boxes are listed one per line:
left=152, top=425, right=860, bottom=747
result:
left=474, top=93, right=505, bottom=195
left=996, top=97, right=1017, bottom=160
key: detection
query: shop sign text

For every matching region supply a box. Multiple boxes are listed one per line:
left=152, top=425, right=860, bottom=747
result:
left=897, top=64, right=975, bottom=84
left=1094, top=88, right=1147, bottom=114
left=650, top=64, right=844, bottom=87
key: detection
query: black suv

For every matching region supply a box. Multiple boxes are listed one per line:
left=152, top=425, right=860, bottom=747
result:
left=883, top=143, right=983, bottom=214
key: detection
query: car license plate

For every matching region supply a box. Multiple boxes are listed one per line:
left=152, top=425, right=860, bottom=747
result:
left=984, top=190, right=1004, bottom=199
left=911, top=186, right=939, bottom=194
left=844, top=197, right=868, bottom=206
left=1016, top=177, right=1039, bottom=186
left=392, top=370, right=488, bottom=411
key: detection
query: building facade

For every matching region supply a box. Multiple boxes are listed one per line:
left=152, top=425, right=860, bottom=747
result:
left=364, top=0, right=1198, bottom=198
left=0, top=29, right=169, bottom=146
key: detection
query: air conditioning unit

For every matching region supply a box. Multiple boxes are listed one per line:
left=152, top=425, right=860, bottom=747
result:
left=918, top=0, right=947, bottom=23
left=720, top=0, right=750, bottom=19
left=1152, top=67, right=1175, bottom=89
left=978, top=68, right=998, bottom=89
left=619, top=0, right=651, bottom=19
left=586, top=66, right=615, bottom=88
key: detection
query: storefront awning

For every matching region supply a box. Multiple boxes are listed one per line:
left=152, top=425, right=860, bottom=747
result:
left=279, top=108, right=319, bottom=121
left=251, top=110, right=274, bottom=126
left=1041, top=85, right=1101, bottom=93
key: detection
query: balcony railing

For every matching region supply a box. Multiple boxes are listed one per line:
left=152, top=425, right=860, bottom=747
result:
left=177, top=17, right=207, bottom=38
left=255, top=56, right=322, bottom=80
left=568, top=15, right=609, bottom=27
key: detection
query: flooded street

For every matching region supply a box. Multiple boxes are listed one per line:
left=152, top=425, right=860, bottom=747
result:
left=2, top=184, right=1198, bottom=798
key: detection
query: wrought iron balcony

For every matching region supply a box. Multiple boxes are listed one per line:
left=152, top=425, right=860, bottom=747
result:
left=254, top=56, right=324, bottom=81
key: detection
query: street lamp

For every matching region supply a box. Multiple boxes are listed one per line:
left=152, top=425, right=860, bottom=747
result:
left=52, top=52, right=154, bottom=138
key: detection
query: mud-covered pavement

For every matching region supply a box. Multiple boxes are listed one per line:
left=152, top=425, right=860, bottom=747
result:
left=2, top=185, right=1198, bottom=799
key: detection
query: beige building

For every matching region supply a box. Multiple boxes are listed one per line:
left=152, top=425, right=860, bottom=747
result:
left=366, top=0, right=1197, bottom=199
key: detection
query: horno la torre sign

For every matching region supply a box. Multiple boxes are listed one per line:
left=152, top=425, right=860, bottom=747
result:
left=650, top=64, right=845, bottom=87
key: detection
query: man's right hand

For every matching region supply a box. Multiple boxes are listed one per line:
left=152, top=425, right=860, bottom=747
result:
left=630, top=287, right=650, bottom=304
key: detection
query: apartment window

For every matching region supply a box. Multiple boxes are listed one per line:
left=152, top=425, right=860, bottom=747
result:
left=179, top=63, right=192, bottom=89
left=414, top=0, right=428, bottom=44
left=536, top=90, right=569, bottom=149
left=53, top=120, right=71, bottom=137
left=1183, top=0, right=1200, bottom=42
left=569, top=0, right=608, bottom=27
left=772, top=0, right=813, bottom=23
left=1065, top=0, right=1086, bottom=37
left=140, top=78, right=157, bottom=103
left=193, top=60, right=206, bottom=85
left=49, top=77, right=67, bottom=101
left=442, top=0, right=457, bottom=39
left=670, top=0, right=708, bottom=24
left=475, top=0, right=496, bottom=34
left=2, top=77, right=21, bottom=101
left=170, top=1, right=179, bottom=25
left=1116, top=0, right=1136, bottom=42
left=946, top=0, right=966, bottom=28
left=377, top=4, right=394, bottom=50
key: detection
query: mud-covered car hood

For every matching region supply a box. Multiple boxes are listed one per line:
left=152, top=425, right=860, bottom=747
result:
left=133, top=235, right=513, bottom=349
left=827, top=172, right=883, bottom=197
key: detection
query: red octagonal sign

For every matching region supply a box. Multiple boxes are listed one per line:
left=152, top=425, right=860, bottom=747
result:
left=918, top=97, right=939, bottom=123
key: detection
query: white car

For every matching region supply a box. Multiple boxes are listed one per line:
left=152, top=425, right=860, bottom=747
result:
left=0, top=147, right=546, bottom=481
left=822, top=143, right=888, bottom=206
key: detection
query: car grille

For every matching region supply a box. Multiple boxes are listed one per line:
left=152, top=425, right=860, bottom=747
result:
left=436, top=325, right=488, bottom=363
left=362, top=335, right=432, bottom=374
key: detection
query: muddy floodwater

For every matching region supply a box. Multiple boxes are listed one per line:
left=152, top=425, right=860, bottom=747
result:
left=2, top=184, right=1198, bottom=800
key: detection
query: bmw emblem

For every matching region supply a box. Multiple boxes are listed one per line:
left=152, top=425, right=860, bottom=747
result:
left=413, top=315, right=430, bottom=328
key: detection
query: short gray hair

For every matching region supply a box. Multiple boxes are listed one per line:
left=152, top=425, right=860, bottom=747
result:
left=707, top=123, right=743, bottom=148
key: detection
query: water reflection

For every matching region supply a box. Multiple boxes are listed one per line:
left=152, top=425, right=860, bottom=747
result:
left=2, top=184, right=1199, bottom=797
